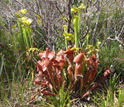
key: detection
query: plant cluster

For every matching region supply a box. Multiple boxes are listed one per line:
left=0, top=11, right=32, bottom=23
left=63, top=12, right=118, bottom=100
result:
left=32, top=47, right=111, bottom=102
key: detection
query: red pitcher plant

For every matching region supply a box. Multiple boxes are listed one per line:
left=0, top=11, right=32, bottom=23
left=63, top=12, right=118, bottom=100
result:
left=32, top=47, right=111, bottom=99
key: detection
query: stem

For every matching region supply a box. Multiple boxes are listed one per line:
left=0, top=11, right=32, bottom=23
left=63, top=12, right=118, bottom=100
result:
left=65, top=39, right=68, bottom=50
left=17, top=21, right=25, bottom=50
left=78, top=10, right=81, bottom=47
left=74, top=16, right=78, bottom=48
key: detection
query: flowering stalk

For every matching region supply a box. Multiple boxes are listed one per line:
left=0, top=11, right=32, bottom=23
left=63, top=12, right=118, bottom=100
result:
left=73, top=16, right=79, bottom=48
left=71, top=3, right=85, bottom=48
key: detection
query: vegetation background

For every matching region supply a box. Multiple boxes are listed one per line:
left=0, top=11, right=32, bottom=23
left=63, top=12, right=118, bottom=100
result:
left=0, top=0, right=124, bottom=106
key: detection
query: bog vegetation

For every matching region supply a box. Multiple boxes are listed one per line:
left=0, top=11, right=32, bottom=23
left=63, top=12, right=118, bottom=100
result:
left=0, top=0, right=124, bottom=106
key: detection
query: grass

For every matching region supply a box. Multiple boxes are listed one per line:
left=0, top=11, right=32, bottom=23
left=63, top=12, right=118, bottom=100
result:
left=44, top=84, right=71, bottom=107
left=92, top=86, right=124, bottom=107
left=91, top=72, right=124, bottom=107
left=0, top=72, right=33, bottom=107
left=98, top=41, right=124, bottom=75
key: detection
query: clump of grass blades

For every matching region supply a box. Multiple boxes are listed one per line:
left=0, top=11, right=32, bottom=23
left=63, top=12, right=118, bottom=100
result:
left=0, top=72, right=33, bottom=106
left=93, top=87, right=124, bottom=107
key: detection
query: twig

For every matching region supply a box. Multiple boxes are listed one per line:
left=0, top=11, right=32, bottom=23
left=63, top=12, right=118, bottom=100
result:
left=0, top=43, right=10, bottom=52
left=67, top=0, right=72, bottom=33
left=118, top=25, right=124, bottom=38
left=32, top=26, right=52, bottom=50
left=80, top=26, right=89, bottom=40
left=55, top=1, right=63, bottom=15
left=99, top=35, right=112, bottom=49
left=67, top=0, right=72, bottom=45
left=15, top=0, right=42, bottom=18
left=100, top=25, right=124, bottom=49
